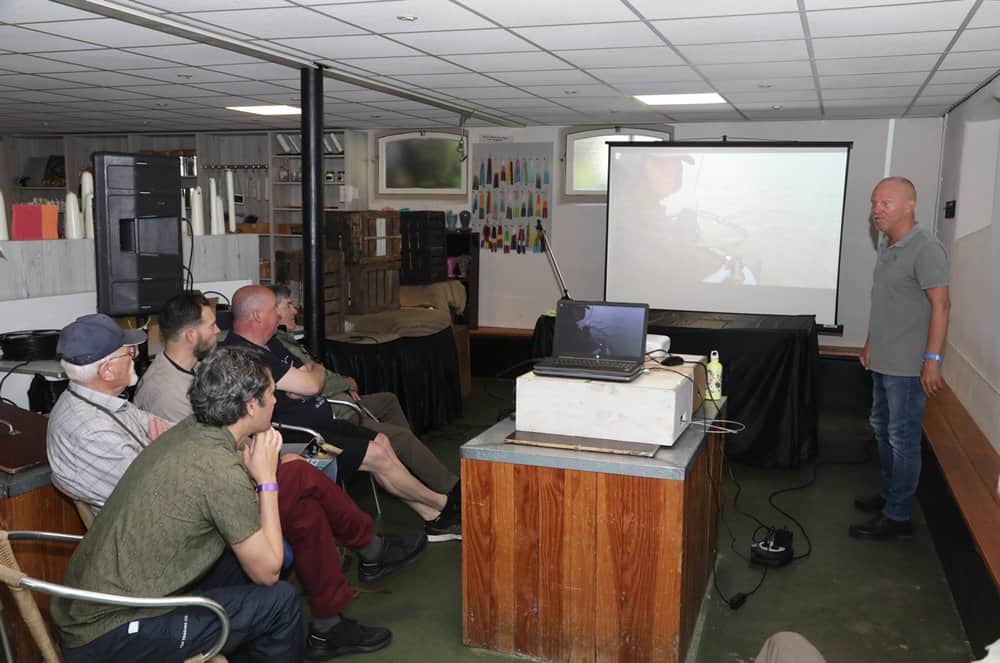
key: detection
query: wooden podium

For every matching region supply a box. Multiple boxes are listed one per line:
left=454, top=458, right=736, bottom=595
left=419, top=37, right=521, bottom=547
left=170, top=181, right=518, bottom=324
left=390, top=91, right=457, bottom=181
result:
left=461, top=402, right=724, bottom=663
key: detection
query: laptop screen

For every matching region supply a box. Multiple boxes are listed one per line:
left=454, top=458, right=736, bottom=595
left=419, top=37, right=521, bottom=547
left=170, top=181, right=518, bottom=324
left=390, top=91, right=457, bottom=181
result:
left=553, top=300, right=649, bottom=361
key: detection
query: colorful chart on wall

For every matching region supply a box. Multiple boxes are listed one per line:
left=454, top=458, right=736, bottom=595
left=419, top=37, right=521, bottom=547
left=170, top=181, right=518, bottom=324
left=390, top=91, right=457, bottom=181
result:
left=470, top=142, right=552, bottom=257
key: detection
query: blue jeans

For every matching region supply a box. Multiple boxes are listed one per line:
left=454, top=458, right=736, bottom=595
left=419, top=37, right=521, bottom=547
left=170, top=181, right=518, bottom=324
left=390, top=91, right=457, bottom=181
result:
left=870, top=372, right=927, bottom=522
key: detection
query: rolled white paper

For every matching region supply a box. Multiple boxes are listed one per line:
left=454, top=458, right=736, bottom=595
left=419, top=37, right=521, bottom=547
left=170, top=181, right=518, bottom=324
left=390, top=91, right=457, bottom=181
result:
left=80, top=171, right=94, bottom=199
left=208, top=178, right=219, bottom=234
left=65, top=192, right=84, bottom=239
left=191, top=187, right=205, bottom=236
left=82, top=193, right=94, bottom=239
left=225, top=169, right=236, bottom=233
left=0, top=190, right=8, bottom=241
left=213, top=195, right=225, bottom=235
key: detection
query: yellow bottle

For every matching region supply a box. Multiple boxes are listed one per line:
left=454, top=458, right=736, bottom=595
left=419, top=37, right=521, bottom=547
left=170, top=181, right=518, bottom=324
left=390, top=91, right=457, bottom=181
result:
left=707, top=350, right=723, bottom=401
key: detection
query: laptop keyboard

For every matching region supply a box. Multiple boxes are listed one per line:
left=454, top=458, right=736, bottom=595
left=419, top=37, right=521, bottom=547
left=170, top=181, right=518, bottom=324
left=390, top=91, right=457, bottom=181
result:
left=547, top=357, right=636, bottom=371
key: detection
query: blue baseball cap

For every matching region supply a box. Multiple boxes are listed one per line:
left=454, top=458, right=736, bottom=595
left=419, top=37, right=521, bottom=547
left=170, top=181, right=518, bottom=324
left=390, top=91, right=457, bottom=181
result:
left=58, top=314, right=146, bottom=365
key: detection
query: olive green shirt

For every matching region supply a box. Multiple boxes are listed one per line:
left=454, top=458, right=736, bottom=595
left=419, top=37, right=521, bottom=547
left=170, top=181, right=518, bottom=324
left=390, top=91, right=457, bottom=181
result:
left=273, top=328, right=359, bottom=422
left=51, top=416, right=261, bottom=649
left=868, top=225, right=949, bottom=377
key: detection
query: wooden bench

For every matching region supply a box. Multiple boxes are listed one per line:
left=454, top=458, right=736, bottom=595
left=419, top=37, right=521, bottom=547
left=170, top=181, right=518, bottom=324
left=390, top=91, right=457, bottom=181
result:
left=920, top=384, right=1000, bottom=657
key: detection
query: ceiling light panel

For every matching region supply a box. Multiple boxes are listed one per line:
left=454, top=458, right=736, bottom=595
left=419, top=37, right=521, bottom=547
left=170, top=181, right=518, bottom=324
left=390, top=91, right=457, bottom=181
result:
left=512, top=23, right=663, bottom=50
left=806, top=2, right=975, bottom=38
left=635, top=92, right=727, bottom=105
left=314, top=0, right=493, bottom=33
left=653, top=13, right=805, bottom=44
left=226, top=104, right=301, bottom=115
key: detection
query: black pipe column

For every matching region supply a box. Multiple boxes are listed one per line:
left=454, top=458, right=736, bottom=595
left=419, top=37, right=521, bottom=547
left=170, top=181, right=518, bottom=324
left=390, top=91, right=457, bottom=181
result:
left=300, top=67, right=324, bottom=355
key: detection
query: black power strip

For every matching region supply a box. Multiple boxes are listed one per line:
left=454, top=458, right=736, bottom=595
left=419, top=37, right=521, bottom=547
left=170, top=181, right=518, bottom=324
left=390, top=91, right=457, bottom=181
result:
left=750, top=528, right=794, bottom=567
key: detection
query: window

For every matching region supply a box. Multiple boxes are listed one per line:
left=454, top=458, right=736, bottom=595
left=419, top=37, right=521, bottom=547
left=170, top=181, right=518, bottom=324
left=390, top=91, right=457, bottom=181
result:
left=375, top=129, right=468, bottom=197
left=562, top=125, right=672, bottom=202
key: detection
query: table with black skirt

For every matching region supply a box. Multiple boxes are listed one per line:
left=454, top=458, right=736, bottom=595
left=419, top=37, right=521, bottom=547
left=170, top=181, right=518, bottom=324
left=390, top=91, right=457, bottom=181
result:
left=532, top=310, right=819, bottom=468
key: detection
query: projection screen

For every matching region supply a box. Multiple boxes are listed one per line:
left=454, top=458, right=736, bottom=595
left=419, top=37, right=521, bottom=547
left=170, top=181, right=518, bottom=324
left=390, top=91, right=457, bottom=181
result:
left=605, top=141, right=851, bottom=326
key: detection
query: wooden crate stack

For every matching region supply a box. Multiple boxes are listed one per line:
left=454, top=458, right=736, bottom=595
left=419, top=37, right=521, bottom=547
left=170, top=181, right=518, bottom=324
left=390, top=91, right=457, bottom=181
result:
left=273, top=248, right=345, bottom=335
left=325, top=211, right=402, bottom=314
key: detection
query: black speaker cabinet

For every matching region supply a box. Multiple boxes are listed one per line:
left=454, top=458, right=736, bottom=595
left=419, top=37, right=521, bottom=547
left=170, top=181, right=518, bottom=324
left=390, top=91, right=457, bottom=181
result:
left=93, top=152, right=183, bottom=316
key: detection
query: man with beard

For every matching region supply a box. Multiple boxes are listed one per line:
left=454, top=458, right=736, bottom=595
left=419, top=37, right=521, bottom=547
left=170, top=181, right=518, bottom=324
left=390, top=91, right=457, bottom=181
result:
left=47, top=313, right=171, bottom=511
left=134, top=291, right=219, bottom=421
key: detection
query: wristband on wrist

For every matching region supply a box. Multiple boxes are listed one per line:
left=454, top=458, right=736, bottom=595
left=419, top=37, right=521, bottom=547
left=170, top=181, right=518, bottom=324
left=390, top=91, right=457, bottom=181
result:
left=922, top=353, right=943, bottom=363
left=255, top=482, right=279, bottom=493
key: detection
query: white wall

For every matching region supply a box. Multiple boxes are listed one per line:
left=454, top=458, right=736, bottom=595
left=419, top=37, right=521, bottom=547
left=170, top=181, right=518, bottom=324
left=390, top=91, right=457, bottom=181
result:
left=937, top=83, right=1000, bottom=453
left=367, top=119, right=943, bottom=344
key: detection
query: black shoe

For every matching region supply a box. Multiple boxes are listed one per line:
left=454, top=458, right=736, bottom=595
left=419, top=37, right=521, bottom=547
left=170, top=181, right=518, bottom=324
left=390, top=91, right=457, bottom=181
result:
left=848, top=515, right=913, bottom=540
left=425, top=505, right=462, bottom=542
left=445, top=481, right=462, bottom=515
left=306, top=617, right=391, bottom=660
left=853, top=494, right=886, bottom=513
left=357, top=533, right=427, bottom=584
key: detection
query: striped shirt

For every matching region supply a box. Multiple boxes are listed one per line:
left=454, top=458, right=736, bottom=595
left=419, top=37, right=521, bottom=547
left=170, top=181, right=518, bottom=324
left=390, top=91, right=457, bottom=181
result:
left=46, top=384, right=152, bottom=511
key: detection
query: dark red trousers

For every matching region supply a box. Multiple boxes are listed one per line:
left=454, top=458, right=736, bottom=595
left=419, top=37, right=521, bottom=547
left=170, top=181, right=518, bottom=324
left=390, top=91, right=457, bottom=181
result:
left=275, top=460, right=374, bottom=617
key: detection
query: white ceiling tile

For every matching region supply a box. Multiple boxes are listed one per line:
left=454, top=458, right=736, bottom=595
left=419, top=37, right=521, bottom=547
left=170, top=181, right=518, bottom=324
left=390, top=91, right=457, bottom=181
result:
left=821, top=72, right=927, bottom=88
left=39, top=49, right=177, bottom=71
left=699, top=60, right=814, bottom=79
left=710, top=77, right=816, bottom=92
left=490, top=69, right=598, bottom=86
left=131, top=65, right=258, bottom=83
left=389, top=72, right=502, bottom=88
left=812, top=31, right=953, bottom=58
left=628, top=0, right=797, bottom=20
left=182, top=7, right=363, bottom=38
left=47, top=87, right=157, bottom=100
left=140, top=0, right=290, bottom=10
left=521, top=84, right=621, bottom=97
left=0, top=74, right=87, bottom=90
left=276, top=35, right=419, bottom=60
left=0, top=0, right=103, bottom=22
left=438, top=87, right=534, bottom=99
left=313, top=0, right=492, bottom=33
left=557, top=96, right=651, bottom=111
left=939, top=49, right=1000, bottom=69
left=968, top=1, right=1000, bottom=28
left=588, top=66, right=703, bottom=84
left=108, top=83, right=224, bottom=98
left=744, top=107, right=822, bottom=119
left=922, top=82, right=982, bottom=96
left=512, top=23, right=663, bottom=50
left=725, top=89, right=820, bottom=102
left=951, top=26, right=1000, bottom=52
left=444, top=51, right=571, bottom=72
left=663, top=109, right=744, bottom=121
left=0, top=25, right=102, bottom=53
left=555, top=47, right=684, bottom=69
left=805, top=0, right=941, bottom=10
left=477, top=99, right=563, bottom=110
left=390, top=29, right=534, bottom=55
left=0, top=54, right=89, bottom=74
left=340, top=56, right=466, bottom=76
left=56, top=99, right=158, bottom=112
left=821, top=87, right=917, bottom=100
left=0, top=89, right=86, bottom=103
left=36, top=19, right=191, bottom=48
left=326, top=89, right=408, bottom=102
left=739, top=100, right=821, bottom=111
left=807, top=2, right=974, bottom=38
left=928, top=67, right=997, bottom=85
left=653, top=13, right=804, bottom=45
left=457, top=0, right=637, bottom=26
left=677, top=40, right=808, bottom=64
left=45, top=70, right=170, bottom=86
left=190, top=80, right=299, bottom=96
left=127, top=43, right=264, bottom=66
left=816, top=54, right=941, bottom=75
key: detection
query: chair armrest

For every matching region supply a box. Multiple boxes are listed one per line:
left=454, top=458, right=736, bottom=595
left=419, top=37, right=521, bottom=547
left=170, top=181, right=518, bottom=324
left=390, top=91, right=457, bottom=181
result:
left=271, top=422, right=324, bottom=443
left=327, top=399, right=364, bottom=417
left=1, top=531, right=229, bottom=662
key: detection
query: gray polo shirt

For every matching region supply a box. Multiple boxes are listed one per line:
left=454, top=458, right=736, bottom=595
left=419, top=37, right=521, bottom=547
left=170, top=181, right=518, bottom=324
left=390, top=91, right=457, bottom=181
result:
left=869, top=224, right=949, bottom=377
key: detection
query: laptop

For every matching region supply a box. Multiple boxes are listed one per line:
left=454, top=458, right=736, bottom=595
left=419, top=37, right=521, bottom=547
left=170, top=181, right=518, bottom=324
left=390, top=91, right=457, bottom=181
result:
left=533, top=300, right=648, bottom=382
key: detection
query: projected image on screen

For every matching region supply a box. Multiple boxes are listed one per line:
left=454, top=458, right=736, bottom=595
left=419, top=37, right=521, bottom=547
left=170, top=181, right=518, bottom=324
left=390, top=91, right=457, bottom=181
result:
left=605, top=144, right=850, bottom=325
left=555, top=301, right=646, bottom=359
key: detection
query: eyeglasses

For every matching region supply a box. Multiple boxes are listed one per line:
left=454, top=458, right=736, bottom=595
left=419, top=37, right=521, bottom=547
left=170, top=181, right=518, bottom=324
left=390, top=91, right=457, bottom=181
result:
left=105, top=346, right=138, bottom=362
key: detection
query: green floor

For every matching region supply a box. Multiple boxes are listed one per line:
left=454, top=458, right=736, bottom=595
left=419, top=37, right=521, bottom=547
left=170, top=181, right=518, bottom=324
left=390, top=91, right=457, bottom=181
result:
left=328, top=379, right=972, bottom=662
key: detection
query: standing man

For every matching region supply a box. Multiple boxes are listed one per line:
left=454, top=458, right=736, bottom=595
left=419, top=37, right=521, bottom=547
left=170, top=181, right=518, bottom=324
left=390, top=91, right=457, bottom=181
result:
left=851, top=176, right=950, bottom=541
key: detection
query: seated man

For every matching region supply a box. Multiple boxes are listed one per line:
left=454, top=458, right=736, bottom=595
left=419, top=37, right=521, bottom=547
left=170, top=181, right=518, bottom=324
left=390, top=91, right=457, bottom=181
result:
left=51, top=344, right=301, bottom=661
left=49, top=315, right=423, bottom=658
left=223, top=285, right=460, bottom=541
left=269, top=284, right=459, bottom=498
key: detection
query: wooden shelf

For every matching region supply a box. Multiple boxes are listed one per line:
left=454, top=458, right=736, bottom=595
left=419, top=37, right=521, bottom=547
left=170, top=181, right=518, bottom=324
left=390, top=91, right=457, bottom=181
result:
left=16, top=186, right=65, bottom=190
left=272, top=207, right=340, bottom=211
left=272, top=181, right=341, bottom=186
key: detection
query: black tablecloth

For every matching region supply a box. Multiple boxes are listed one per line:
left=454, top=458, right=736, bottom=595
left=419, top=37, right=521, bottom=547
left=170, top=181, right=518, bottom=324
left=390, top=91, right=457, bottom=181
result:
left=533, top=310, right=819, bottom=468
left=323, top=326, right=463, bottom=436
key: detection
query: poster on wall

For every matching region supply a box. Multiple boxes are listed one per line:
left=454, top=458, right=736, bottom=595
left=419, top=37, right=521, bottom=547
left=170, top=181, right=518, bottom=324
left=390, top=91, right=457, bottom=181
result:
left=470, top=142, right=552, bottom=257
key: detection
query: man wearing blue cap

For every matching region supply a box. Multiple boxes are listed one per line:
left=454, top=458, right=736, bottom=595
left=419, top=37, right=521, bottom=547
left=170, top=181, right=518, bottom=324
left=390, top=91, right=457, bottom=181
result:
left=47, top=313, right=171, bottom=511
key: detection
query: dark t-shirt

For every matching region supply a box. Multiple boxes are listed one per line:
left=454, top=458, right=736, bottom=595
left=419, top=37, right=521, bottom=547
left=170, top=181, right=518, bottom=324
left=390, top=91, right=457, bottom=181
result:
left=222, top=332, right=374, bottom=477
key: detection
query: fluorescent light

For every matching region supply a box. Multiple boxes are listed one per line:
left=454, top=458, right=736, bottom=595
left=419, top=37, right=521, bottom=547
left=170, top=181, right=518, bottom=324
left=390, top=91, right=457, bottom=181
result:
left=634, top=93, right=726, bottom=106
left=226, top=105, right=301, bottom=116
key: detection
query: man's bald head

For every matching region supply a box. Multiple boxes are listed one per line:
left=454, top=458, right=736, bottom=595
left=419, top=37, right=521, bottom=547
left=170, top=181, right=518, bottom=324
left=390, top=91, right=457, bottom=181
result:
left=876, top=176, right=916, bottom=203
left=871, top=176, right=918, bottom=240
left=232, top=285, right=276, bottom=322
